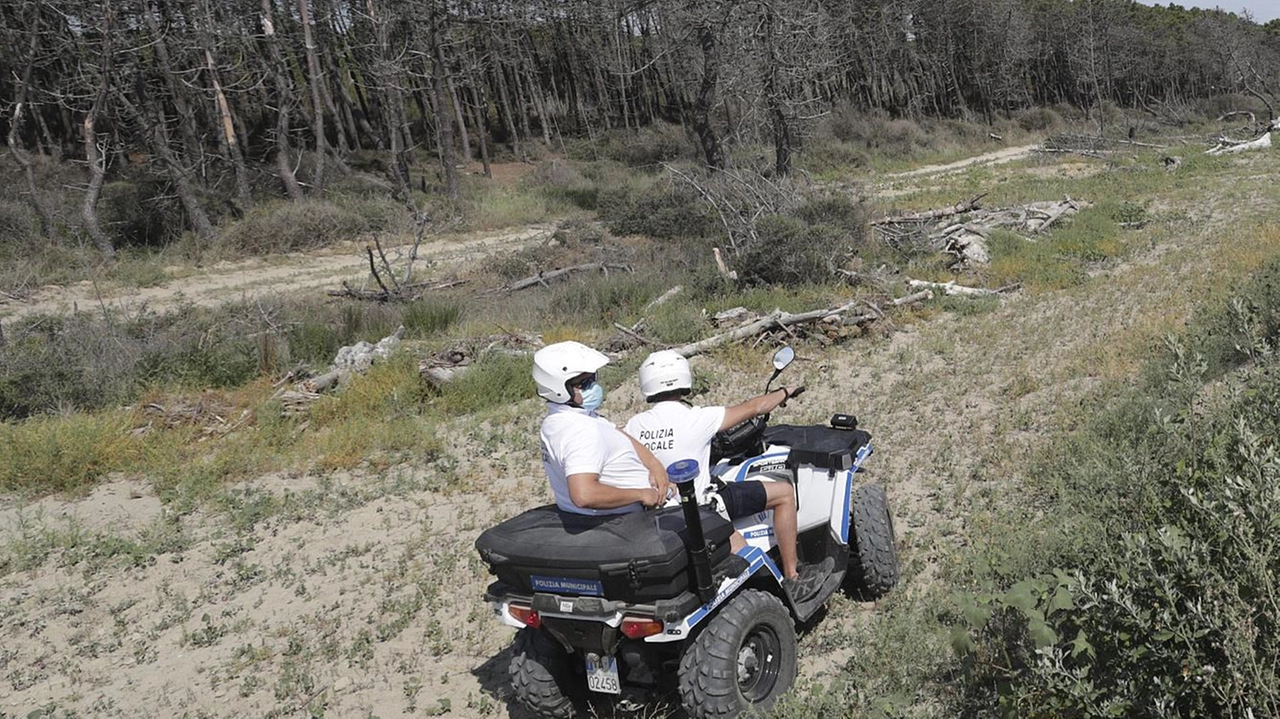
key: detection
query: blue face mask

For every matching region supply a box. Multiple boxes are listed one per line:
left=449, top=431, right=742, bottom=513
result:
left=579, top=381, right=605, bottom=412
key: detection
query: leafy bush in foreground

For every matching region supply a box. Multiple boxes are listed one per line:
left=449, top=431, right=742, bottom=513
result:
left=954, top=259, right=1280, bottom=717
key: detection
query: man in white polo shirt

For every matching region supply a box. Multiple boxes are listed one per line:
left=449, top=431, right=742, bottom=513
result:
left=534, top=341, right=670, bottom=515
left=625, top=350, right=831, bottom=599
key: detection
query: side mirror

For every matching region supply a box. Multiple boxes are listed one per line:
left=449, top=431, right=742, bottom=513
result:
left=772, top=346, right=795, bottom=371
left=766, top=346, right=794, bottom=391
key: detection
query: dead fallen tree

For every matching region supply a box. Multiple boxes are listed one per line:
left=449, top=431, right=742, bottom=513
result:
left=418, top=331, right=542, bottom=388
left=906, top=278, right=1020, bottom=297
left=1039, top=133, right=1166, bottom=157
left=1206, top=131, right=1272, bottom=156
left=875, top=196, right=1089, bottom=269
left=871, top=194, right=986, bottom=226
left=668, top=290, right=932, bottom=359
left=498, top=262, right=632, bottom=293
left=328, top=277, right=469, bottom=301
left=278, top=327, right=405, bottom=416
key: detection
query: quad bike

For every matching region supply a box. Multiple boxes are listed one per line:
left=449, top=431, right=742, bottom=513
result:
left=475, top=347, right=900, bottom=718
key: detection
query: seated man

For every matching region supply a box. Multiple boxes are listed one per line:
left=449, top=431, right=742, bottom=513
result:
left=533, top=341, right=669, bottom=515
left=625, top=350, right=831, bottom=599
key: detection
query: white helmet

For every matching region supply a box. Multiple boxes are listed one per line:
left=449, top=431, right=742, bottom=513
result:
left=533, top=341, right=610, bottom=404
left=639, top=350, right=692, bottom=400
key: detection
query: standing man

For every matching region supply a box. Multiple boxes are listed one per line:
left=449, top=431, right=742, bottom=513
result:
left=533, top=341, right=670, bottom=515
left=625, top=350, right=831, bottom=599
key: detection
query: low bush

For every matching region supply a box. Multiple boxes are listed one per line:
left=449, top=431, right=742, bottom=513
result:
left=597, top=179, right=717, bottom=240
left=522, top=160, right=599, bottom=210
left=221, top=198, right=390, bottom=254
left=592, top=123, right=695, bottom=167
left=0, top=411, right=140, bottom=495
left=433, top=352, right=533, bottom=415
left=735, top=214, right=846, bottom=285
left=402, top=299, right=463, bottom=338
left=0, top=299, right=427, bottom=420
left=953, top=259, right=1280, bottom=716
left=1015, top=106, right=1065, bottom=133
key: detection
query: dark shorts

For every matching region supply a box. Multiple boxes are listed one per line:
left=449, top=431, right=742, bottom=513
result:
left=717, top=481, right=768, bottom=519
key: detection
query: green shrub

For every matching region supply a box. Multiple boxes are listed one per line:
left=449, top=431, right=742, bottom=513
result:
left=594, top=123, right=695, bottom=167
left=985, top=229, right=1083, bottom=291
left=221, top=198, right=386, bottom=254
left=0, top=411, right=138, bottom=494
left=1048, top=206, right=1122, bottom=262
left=953, top=262, right=1280, bottom=716
left=101, top=178, right=186, bottom=248
left=547, top=273, right=665, bottom=326
left=402, top=299, right=462, bottom=338
left=734, top=214, right=845, bottom=286
left=523, top=160, right=599, bottom=210
left=434, top=353, right=533, bottom=415
left=597, top=181, right=715, bottom=240
left=647, top=301, right=707, bottom=344
left=1015, top=106, right=1065, bottom=133
left=0, top=199, right=38, bottom=246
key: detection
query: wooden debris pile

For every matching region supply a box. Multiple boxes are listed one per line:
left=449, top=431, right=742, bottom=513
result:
left=872, top=195, right=1089, bottom=269
left=1204, top=115, right=1276, bottom=155
left=278, top=326, right=405, bottom=416
left=418, top=331, right=542, bottom=388
left=133, top=395, right=252, bottom=438
left=600, top=289, right=933, bottom=360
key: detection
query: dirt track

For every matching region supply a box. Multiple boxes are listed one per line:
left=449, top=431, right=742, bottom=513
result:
left=0, top=224, right=554, bottom=324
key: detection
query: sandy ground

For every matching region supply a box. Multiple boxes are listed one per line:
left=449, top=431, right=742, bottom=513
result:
left=3, top=146, right=1270, bottom=718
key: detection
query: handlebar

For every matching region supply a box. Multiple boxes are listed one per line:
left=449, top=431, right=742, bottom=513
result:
left=780, top=385, right=806, bottom=407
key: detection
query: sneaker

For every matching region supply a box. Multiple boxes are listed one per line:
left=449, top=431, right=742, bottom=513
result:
left=783, top=557, right=834, bottom=600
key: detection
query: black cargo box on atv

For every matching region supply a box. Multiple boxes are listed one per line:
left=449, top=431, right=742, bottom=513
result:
left=764, top=424, right=871, bottom=470
left=475, top=505, right=734, bottom=603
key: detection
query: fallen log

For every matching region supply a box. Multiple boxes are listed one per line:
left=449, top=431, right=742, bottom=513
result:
left=644, top=285, right=684, bottom=310
left=905, top=279, right=1018, bottom=297
left=1207, top=131, right=1271, bottom=156
left=1029, top=196, right=1080, bottom=236
left=502, top=263, right=631, bottom=292
left=872, top=194, right=987, bottom=226
left=669, top=290, right=932, bottom=358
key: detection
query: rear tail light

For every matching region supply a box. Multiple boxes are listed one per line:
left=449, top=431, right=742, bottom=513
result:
left=620, top=615, right=664, bottom=639
left=508, top=603, right=541, bottom=628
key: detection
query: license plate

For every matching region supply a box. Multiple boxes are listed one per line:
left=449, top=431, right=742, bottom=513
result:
left=585, top=655, right=620, bottom=694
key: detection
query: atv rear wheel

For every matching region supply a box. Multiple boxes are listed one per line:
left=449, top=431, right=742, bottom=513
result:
left=510, top=627, right=578, bottom=718
left=677, top=589, right=796, bottom=718
left=848, top=483, right=900, bottom=599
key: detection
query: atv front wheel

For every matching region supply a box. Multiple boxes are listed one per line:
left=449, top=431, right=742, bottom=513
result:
left=510, top=627, right=578, bottom=718
left=848, top=483, right=900, bottom=599
left=677, top=589, right=796, bottom=718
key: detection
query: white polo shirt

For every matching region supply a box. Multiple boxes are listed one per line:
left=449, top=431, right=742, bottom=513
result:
left=625, top=402, right=726, bottom=505
left=540, top=403, right=652, bottom=516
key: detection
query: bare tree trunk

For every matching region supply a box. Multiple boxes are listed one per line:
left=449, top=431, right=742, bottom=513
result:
left=143, top=1, right=203, bottom=172
left=762, top=4, right=790, bottom=176
left=447, top=74, right=472, bottom=162
left=366, top=0, right=408, bottom=194
left=206, top=47, right=253, bottom=210
left=693, top=20, right=725, bottom=170
left=82, top=7, right=116, bottom=259
left=7, top=28, right=54, bottom=239
left=296, top=0, right=326, bottom=193
left=432, top=25, right=459, bottom=199
left=262, top=0, right=305, bottom=201
left=465, top=73, right=493, bottom=178
left=121, top=89, right=217, bottom=243
left=493, top=56, right=522, bottom=157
